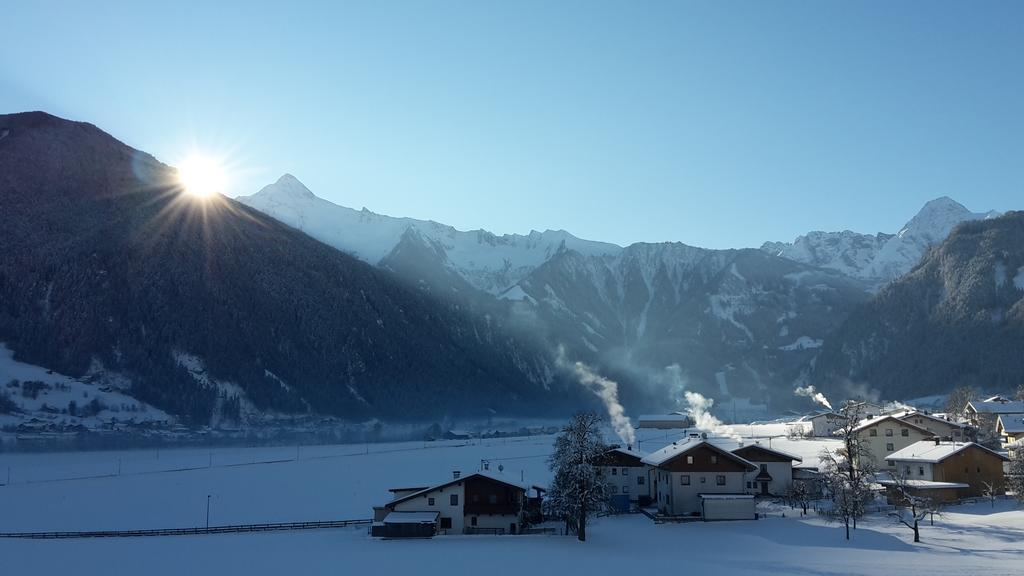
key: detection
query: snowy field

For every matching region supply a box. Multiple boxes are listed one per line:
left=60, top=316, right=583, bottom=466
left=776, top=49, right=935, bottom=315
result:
left=2, top=432, right=1024, bottom=575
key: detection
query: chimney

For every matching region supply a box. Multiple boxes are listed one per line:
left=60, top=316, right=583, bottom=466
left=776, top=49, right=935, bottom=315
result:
left=453, top=470, right=461, bottom=479
left=934, top=438, right=941, bottom=446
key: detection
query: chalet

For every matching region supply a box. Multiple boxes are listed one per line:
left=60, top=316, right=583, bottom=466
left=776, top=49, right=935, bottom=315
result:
left=852, top=415, right=934, bottom=471
left=372, top=471, right=544, bottom=537
left=642, top=439, right=757, bottom=520
left=965, top=398, right=1024, bottom=427
left=893, top=410, right=970, bottom=441
left=595, top=447, right=651, bottom=508
left=637, top=413, right=694, bottom=429
left=732, top=443, right=803, bottom=496
left=882, top=439, right=1008, bottom=503
left=807, top=411, right=848, bottom=437
left=995, top=414, right=1024, bottom=449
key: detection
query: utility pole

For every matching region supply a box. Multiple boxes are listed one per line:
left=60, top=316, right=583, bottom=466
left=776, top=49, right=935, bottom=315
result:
left=206, top=494, right=211, bottom=529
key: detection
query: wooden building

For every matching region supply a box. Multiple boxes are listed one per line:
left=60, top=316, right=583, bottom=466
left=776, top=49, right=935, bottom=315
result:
left=883, top=440, right=1008, bottom=503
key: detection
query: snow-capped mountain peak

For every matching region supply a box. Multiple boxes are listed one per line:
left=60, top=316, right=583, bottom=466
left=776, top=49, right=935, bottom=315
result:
left=237, top=174, right=622, bottom=294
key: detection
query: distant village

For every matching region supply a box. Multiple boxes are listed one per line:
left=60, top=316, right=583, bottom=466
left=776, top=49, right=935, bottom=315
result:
left=370, top=395, right=1024, bottom=538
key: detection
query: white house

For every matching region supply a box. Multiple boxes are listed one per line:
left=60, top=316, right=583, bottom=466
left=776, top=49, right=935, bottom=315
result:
left=596, top=447, right=651, bottom=506
left=642, top=439, right=756, bottom=518
left=996, top=414, right=1024, bottom=449
left=808, top=411, right=848, bottom=437
left=372, top=471, right=544, bottom=536
left=852, top=415, right=934, bottom=471
left=893, top=410, right=970, bottom=441
left=731, top=443, right=803, bottom=496
left=883, top=440, right=1008, bottom=502
left=966, top=398, right=1024, bottom=427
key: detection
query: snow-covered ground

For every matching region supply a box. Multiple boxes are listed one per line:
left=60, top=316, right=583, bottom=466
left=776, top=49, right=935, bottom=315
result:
left=2, top=431, right=1023, bottom=575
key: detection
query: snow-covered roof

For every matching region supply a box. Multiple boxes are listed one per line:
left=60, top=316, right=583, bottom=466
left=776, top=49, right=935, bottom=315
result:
left=382, top=511, right=440, bottom=524
left=731, top=443, right=803, bottom=463
left=641, top=439, right=756, bottom=470
left=699, top=494, right=755, bottom=500
left=885, top=441, right=1008, bottom=463
left=968, top=400, right=1024, bottom=415
left=851, top=415, right=933, bottom=435
left=997, top=415, right=1024, bottom=435
left=891, top=410, right=968, bottom=428
left=386, top=471, right=536, bottom=507
left=878, top=480, right=970, bottom=489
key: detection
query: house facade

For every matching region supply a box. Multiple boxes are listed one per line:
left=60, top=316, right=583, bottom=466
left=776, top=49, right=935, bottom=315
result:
left=596, top=447, right=652, bottom=506
left=895, top=411, right=970, bottom=441
left=373, top=471, right=541, bottom=536
left=995, top=414, right=1024, bottom=449
left=884, top=440, right=1008, bottom=503
left=853, top=416, right=934, bottom=471
left=732, top=444, right=802, bottom=496
left=808, top=411, right=848, bottom=437
left=965, top=398, right=1024, bottom=427
left=642, top=439, right=756, bottom=517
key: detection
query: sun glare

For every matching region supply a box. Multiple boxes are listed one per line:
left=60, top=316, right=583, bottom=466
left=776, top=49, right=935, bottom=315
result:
left=177, top=155, right=227, bottom=199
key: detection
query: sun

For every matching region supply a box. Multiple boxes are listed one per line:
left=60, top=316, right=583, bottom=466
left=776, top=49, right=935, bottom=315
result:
left=176, top=155, right=227, bottom=199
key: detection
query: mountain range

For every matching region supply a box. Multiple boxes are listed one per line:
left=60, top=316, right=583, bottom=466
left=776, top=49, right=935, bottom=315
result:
left=2, top=111, right=1020, bottom=427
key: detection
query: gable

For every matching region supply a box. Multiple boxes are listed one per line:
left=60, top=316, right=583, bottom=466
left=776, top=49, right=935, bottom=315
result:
left=733, top=445, right=796, bottom=463
left=598, top=450, right=644, bottom=467
left=660, top=444, right=752, bottom=473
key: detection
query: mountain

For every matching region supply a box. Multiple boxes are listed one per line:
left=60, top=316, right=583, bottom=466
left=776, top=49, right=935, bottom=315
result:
left=763, top=197, right=999, bottom=287
left=813, top=212, right=1024, bottom=399
left=0, top=112, right=580, bottom=424
left=237, top=175, right=621, bottom=295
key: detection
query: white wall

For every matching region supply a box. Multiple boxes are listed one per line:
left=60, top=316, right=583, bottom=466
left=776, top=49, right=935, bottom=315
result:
left=391, top=481, right=466, bottom=534
left=655, top=469, right=746, bottom=516
left=464, top=513, right=519, bottom=533
left=598, top=465, right=650, bottom=501
left=894, top=461, right=935, bottom=481
left=857, top=422, right=932, bottom=471
left=742, top=461, right=792, bottom=495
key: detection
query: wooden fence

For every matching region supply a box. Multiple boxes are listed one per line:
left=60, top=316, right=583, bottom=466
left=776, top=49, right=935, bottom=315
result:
left=0, top=519, right=372, bottom=539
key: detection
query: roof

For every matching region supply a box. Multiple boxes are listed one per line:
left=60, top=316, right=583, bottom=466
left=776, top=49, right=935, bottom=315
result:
left=732, top=443, right=803, bottom=463
left=808, top=411, right=846, bottom=420
left=638, top=413, right=692, bottom=421
left=388, top=486, right=429, bottom=493
left=851, top=415, right=933, bottom=435
left=885, top=441, right=1009, bottom=463
left=699, top=494, right=755, bottom=500
left=386, top=471, right=533, bottom=508
left=641, top=439, right=756, bottom=471
left=382, top=511, right=440, bottom=524
left=879, top=480, right=970, bottom=490
left=997, top=414, right=1024, bottom=435
left=892, top=411, right=969, bottom=429
left=968, top=400, right=1024, bottom=415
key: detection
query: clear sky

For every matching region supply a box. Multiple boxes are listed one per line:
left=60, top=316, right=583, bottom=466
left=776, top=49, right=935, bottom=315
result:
left=2, top=1, right=1022, bottom=248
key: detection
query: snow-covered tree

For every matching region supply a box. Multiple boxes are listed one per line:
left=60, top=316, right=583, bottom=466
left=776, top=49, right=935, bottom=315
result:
left=887, top=473, right=940, bottom=543
left=1007, top=447, right=1024, bottom=504
left=945, top=386, right=977, bottom=422
left=785, top=481, right=813, bottom=516
left=547, top=412, right=609, bottom=542
left=820, top=402, right=876, bottom=539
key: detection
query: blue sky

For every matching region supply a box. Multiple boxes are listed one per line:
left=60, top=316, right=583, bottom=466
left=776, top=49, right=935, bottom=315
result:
left=2, top=1, right=1022, bottom=248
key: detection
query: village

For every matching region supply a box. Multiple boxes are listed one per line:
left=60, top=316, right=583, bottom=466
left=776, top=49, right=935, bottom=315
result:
left=369, top=395, right=1024, bottom=540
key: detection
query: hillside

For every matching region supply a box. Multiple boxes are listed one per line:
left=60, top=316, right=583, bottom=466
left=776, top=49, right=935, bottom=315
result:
left=0, top=112, right=578, bottom=424
left=813, top=212, right=1024, bottom=398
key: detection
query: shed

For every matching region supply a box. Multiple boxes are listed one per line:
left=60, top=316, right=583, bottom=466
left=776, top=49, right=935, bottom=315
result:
left=378, top=511, right=439, bottom=538
left=699, top=494, right=756, bottom=521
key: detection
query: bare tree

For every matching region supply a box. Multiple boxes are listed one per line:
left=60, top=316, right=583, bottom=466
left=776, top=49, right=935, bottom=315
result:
left=981, top=480, right=1000, bottom=508
left=820, top=402, right=876, bottom=539
left=547, top=412, right=609, bottom=542
left=887, top=473, right=939, bottom=543
left=945, top=386, right=976, bottom=422
left=785, top=481, right=813, bottom=516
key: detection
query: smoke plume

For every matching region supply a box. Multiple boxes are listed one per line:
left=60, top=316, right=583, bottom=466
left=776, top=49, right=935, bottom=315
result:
left=683, top=391, right=741, bottom=442
left=794, top=385, right=832, bottom=410
left=557, top=347, right=636, bottom=447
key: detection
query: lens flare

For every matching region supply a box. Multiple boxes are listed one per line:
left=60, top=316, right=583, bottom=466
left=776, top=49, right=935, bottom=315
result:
left=177, top=155, right=227, bottom=198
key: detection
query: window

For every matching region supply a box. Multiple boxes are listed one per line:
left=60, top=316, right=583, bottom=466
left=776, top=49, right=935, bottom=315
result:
left=746, top=481, right=752, bottom=489
left=686, top=456, right=693, bottom=464
left=450, top=494, right=458, bottom=506
left=622, top=467, right=629, bottom=475
left=904, top=466, right=911, bottom=476
left=428, top=497, right=435, bottom=506
left=623, top=486, right=630, bottom=494
left=760, top=464, right=767, bottom=473
left=886, top=443, right=894, bottom=452
left=977, top=467, right=981, bottom=473
left=701, top=476, right=707, bottom=484
left=637, top=476, right=645, bottom=485
left=440, top=517, right=452, bottom=529
left=918, top=467, right=924, bottom=476
left=885, top=429, right=893, bottom=437
left=681, top=475, right=690, bottom=486
left=612, top=468, right=617, bottom=476
left=471, top=516, right=478, bottom=526
left=716, top=475, right=726, bottom=486
left=710, top=455, right=718, bottom=464
left=901, top=429, right=909, bottom=437
left=887, top=460, right=895, bottom=467
left=488, top=494, right=497, bottom=504
left=870, top=429, right=878, bottom=437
